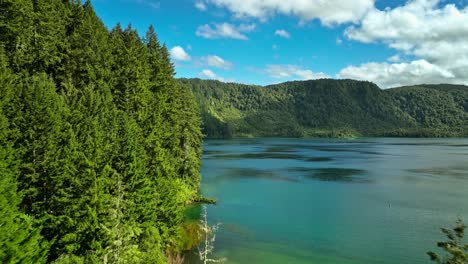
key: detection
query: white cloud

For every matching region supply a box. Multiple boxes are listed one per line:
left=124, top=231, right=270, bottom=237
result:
left=196, top=23, right=256, bottom=40
left=388, top=55, right=401, bottom=63
left=265, top=64, right=329, bottom=80
left=275, top=29, right=291, bottom=38
left=199, top=69, right=225, bottom=81
left=203, top=55, right=233, bottom=69
left=206, top=0, right=375, bottom=25
left=343, top=0, right=468, bottom=87
left=336, top=37, right=343, bottom=45
left=338, top=60, right=456, bottom=88
left=169, top=46, right=191, bottom=61
left=195, top=1, right=207, bottom=11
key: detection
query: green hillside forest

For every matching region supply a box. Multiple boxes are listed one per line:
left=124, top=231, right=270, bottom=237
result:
left=0, top=1, right=202, bottom=263
left=180, top=78, right=468, bottom=138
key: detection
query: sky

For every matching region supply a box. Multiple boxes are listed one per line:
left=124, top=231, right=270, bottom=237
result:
left=92, top=0, right=468, bottom=88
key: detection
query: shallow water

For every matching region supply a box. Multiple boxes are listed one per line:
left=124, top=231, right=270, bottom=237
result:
left=194, top=138, right=468, bottom=264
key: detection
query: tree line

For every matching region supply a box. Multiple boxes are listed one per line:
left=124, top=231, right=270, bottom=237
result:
left=0, top=0, right=202, bottom=263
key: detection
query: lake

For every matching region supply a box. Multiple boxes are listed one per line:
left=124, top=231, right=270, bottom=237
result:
left=195, top=138, right=468, bottom=264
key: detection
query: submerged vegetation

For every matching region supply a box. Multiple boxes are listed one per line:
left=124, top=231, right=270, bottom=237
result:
left=180, top=78, right=468, bottom=138
left=0, top=0, right=202, bottom=263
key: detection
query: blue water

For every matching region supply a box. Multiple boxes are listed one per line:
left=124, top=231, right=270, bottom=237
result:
left=197, top=138, right=468, bottom=264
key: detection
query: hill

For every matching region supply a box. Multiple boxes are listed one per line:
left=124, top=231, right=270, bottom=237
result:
left=179, top=78, right=468, bottom=138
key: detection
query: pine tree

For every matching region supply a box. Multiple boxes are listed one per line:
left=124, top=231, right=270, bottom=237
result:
left=175, top=83, right=203, bottom=188
left=0, top=0, right=35, bottom=71
left=11, top=73, right=65, bottom=219
left=0, top=1, right=204, bottom=262
left=0, top=106, right=47, bottom=264
left=30, top=0, right=70, bottom=74
left=0, top=47, right=47, bottom=264
left=61, top=0, right=113, bottom=90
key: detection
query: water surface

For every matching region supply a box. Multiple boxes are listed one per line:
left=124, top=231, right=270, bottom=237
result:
left=196, top=138, right=468, bottom=264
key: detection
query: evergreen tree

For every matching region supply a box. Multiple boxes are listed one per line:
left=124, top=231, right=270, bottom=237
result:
left=0, top=0, right=35, bottom=71
left=0, top=2, right=204, bottom=263
left=30, top=0, right=70, bottom=74
left=0, top=47, right=47, bottom=264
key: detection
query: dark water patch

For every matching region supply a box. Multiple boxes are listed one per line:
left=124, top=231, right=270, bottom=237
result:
left=264, top=145, right=299, bottom=153
left=205, top=140, right=264, bottom=146
left=310, top=168, right=370, bottom=183
left=304, top=157, right=334, bottom=162
left=208, top=152, right=335, bottom=162
left=215, top=168, right=301, bottom=183
left=209, top=152, right=306, bottom=160
left=382, top=142, right=468, bottom=147
left=290, top=167, right=370, bottom=183
left=384, top=142, right=444, bottom=146
left=450, top=144, right=468, bottom=147
left=315, top=147, right=386, bottom=156
left=268, top=143, right=387, bottom=156
left=408, top=166, right=468, bottom=179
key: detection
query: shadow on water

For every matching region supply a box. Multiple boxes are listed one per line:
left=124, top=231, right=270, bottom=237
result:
left=207, top=152, right=334, bottom=162
left=384, top=142, right=468, bottom=147
left=267, top=143, right=389, bottom=156
left=208, top=153, right=306, bottom=160
left=304, top=157, right=335, bottom=162
left=290, top=167, right=371, bottom=183
left=208, top=167, right=371, bottom=184
left=408, top=164, right=468, bottom=180
left=211, top=168, right=301, bottom=183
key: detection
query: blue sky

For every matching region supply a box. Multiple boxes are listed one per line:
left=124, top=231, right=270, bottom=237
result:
left=92, top=0, right=468, bottom=88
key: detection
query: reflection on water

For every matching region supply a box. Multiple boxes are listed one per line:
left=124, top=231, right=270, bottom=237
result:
left=199, top=138, right=468, bottom=264
left=214, top=168, right=301, bottom=183
left=408, top=164, right=468, bottom=179
left=291, top=167, right=370, bottom=183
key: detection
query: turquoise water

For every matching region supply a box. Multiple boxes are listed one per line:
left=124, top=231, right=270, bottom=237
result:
left=196, top=138, right=468, bottom=264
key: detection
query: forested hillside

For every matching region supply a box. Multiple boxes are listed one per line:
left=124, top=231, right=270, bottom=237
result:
left=387, top=84, right=468, bottom=136
left=180, top=78, right=468, bottom=138
left=0, top=1, right=202, bottom=263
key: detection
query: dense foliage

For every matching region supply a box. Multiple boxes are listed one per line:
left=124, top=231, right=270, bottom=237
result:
left=427, top=219, right=467, bottom=264
left=180, top=78, right=468, bottom=138
left=0, top=1, right=202, bottom=263
left=388, top=84, right=468, bottom=137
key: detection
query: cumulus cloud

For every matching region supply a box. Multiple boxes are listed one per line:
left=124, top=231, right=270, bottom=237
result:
left=206, top=0, right=375, bottom=25
left=265, top=64, right=329, bottom=80
left=169, top=46, right=191, bottom=61
left=387, top=55, right=401, bottom=63
left=338, top=60, right=456, bottom=88
left=343, top=0, right=468, bottom=87
left=196, top=23, right=256, bottom=40
left=275, top=29, right=291, bottom=38
left=199, top=69, right=225, bottom=81
left=203, top=55, right=233, bottom=69
left=195, top=1, right=207, bottom=11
